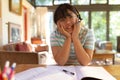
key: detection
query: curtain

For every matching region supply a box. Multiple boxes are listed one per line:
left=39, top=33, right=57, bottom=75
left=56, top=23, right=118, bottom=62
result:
left=35, top=7, right=48, bottom=40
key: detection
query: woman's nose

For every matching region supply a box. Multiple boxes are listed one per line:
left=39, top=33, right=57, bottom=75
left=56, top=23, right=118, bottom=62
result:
left=65, top=17, right=71, bottom=24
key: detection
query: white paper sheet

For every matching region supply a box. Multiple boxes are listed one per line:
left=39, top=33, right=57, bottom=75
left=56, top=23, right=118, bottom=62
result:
left=15, top=66, right=116, bottom=80
left=15, top=66, right=74, bottom=80
left=15, top=67, right=46, bottom=80
left=75, top=66, right=116, bottom=80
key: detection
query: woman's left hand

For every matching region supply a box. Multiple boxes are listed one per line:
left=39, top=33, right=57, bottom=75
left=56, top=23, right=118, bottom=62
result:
left=72, top=21, right=81, bottom=39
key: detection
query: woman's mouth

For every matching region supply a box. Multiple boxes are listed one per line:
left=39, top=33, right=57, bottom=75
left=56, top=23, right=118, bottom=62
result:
left=65, top=28, right=73, bottom=33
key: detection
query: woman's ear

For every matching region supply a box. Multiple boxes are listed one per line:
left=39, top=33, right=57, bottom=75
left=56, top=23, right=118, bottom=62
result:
left=76, top=18, right=79, bottom=22
left=56, top=20, right=60, bottom=25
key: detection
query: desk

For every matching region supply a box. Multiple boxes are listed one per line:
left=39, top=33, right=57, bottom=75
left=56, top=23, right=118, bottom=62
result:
left=15, top=64, right=120, bottom=80
left=103, top=65, right=120, bottom=80
left=93, top=52, right=115, bottom=65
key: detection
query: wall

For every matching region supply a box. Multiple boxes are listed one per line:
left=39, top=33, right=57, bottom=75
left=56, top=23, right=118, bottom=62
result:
left=0, top=0, right=1, bottom=18
left=2, top=0, right=23, bottom=45
left=0, top=0, right=35, bottom=49
left=0, top=0, right=2, bottom=48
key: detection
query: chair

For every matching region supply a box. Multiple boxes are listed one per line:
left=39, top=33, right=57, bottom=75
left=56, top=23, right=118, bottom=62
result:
left=0, top=51, right=39, bottom=70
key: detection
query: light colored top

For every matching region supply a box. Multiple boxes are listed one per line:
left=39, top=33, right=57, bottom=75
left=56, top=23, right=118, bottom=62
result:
left=50, top=27, right=95, bottom=65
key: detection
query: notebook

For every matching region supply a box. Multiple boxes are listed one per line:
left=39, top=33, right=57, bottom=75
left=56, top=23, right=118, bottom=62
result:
left=15, top=66, right=116, bottom=80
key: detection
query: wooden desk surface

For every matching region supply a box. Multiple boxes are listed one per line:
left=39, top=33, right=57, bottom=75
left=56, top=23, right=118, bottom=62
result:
left=15, top=64, right=120, bottom=80
left=103, top=65, right=120, bottom=80
left=15, top=64, right=46, bottom=73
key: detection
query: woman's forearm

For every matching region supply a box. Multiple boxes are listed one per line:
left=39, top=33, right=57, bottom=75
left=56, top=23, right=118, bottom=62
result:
left=73, top=38, right=92, bottom=65
left=54, top=38, right=71, bottom=65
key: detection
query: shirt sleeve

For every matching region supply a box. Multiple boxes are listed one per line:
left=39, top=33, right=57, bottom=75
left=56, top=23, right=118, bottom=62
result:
left=84, top=29, right=95, bottom=50
left=50, top=31, right=60, bottom=47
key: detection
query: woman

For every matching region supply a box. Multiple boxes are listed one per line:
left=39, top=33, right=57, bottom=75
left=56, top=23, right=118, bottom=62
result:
left=50, top=3, right=95, bottom=66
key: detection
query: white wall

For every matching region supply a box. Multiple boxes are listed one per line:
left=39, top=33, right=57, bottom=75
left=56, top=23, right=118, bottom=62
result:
left=1, top=0, right=23, bottom=45
left=0, top=0, right=35, bottom=48
left=0, top=0, right=1, bottom=49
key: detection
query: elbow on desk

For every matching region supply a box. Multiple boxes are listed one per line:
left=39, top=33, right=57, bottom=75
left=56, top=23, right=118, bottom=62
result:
left=80, top=62, right=90, bottom=66
left=79, top=60, right=91, bottom=66
left=56, top=61, right=66, bottom=66
left=58, top=61, right=90, bottom=66
left=54, top=59, right=67, bottom=66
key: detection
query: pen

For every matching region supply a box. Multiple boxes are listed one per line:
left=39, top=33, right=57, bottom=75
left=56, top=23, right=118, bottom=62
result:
left=2, top=61, right=10, bottom=74
left=62, top=69, right=75, bottom=75
left=9, top=63, right=16, bottom=80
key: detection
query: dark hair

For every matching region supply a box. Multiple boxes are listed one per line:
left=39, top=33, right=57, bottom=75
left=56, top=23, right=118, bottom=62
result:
left=54, top=3, right=82, bottom=24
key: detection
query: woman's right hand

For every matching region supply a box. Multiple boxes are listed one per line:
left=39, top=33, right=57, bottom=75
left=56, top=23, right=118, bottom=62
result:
left=57, top=21, right=71, bottom=38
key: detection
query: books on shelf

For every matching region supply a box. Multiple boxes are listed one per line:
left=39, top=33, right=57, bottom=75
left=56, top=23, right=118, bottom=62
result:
left=15, top=66, right=116, bottom=80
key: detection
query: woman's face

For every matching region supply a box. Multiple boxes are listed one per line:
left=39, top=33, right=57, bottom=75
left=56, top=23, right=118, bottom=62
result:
left=58, top=10, right=78, bottom=34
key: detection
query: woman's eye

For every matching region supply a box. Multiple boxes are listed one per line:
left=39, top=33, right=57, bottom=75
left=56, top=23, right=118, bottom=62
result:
left=60, top=18, right=65, bottom=22
left=67, top=15, right=73, bottom=18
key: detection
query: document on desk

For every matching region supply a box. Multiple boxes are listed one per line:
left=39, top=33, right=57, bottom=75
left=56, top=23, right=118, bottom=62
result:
left=15, top=67, right=74, bottom=80
left=15, top=66, right=116, bottom=80
left=75, top=66, right=116, bottom=80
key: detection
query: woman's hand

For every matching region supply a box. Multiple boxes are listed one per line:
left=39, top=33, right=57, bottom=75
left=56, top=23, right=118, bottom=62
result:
left=57, top=21, right=71, bottom=38
left=72, top=21, right=81, bottom=39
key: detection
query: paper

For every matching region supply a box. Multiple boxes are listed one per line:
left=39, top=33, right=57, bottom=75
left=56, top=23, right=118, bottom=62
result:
left=75, top=66, right=116, bottom=80
left=15, top=67, right=74, bottom=80
left=15, top=67, right=46, bottom=80
left=15, top=66, right=116, bottom=80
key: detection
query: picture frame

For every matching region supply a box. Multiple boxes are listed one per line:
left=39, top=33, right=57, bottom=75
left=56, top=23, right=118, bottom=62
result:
left=9, top=0, right=22, bottom=15
left=8, top=22, right=21, bottom=43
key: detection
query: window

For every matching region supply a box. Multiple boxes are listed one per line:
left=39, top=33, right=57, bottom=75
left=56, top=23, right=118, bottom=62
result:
left=35, top=0, right=52, bottom=6
left=47, top=12, right=54, bottom=34
left=92, top=11, right=106, bottom=41
left=54, top=0, right=70, bottom=5
left=91, top=0, right=107, bottom=4
left=110, top=11, right=120, bottom=49
left=109, top=0, right=120, bottom=4
left=29, top=0, right=120, bottom=50
left=72, top=0, right=89, bottom=5
left=80, top=11, right=89, bottom=27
